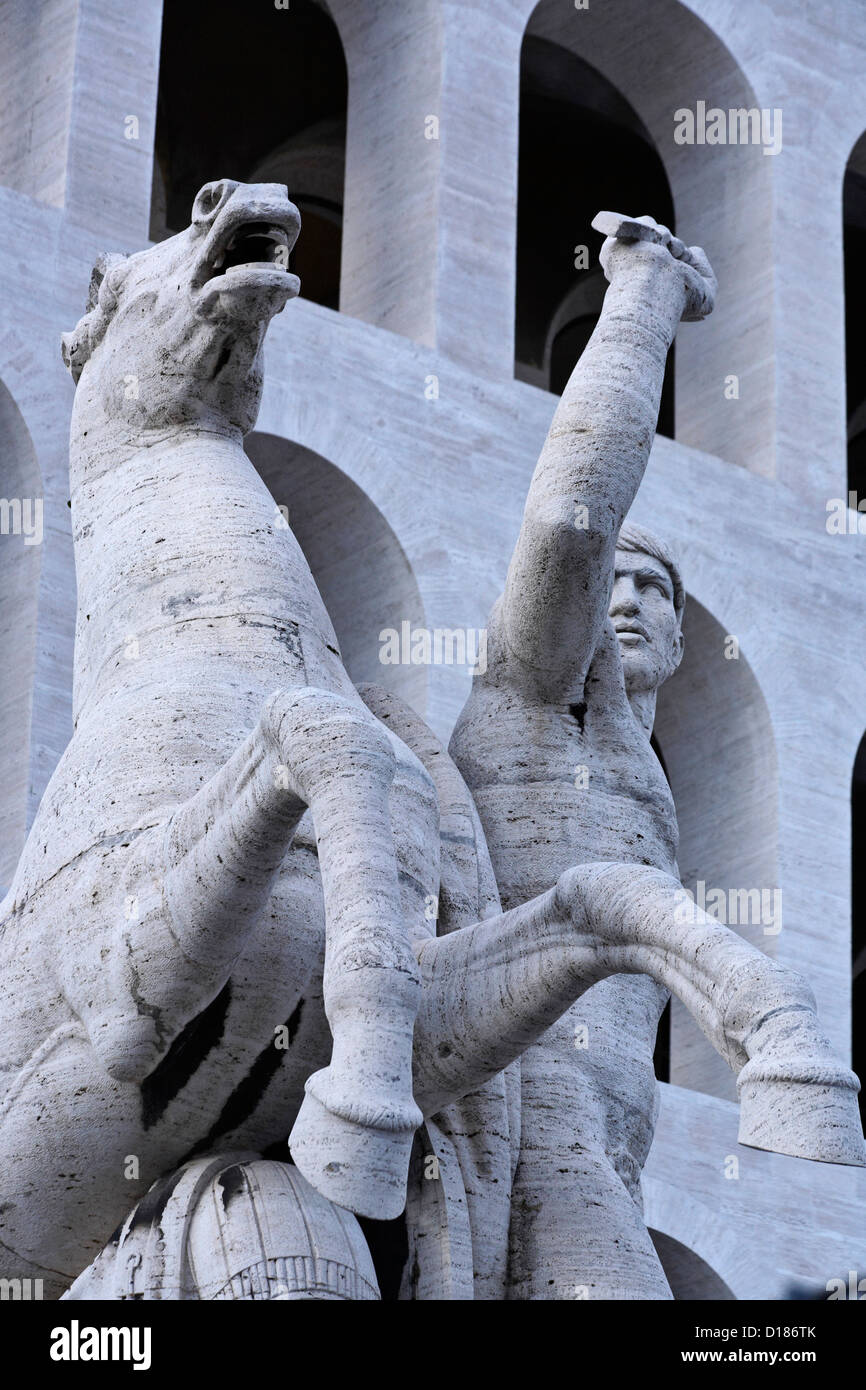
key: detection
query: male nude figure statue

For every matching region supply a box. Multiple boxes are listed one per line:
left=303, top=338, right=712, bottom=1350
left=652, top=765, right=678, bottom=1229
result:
left=450, top=214, right=723, bottom=1299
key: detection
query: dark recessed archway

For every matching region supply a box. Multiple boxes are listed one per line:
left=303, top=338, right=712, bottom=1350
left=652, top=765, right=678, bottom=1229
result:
left=515, top=35, right=675, bottom=434
left=649, top=1229, right=736, bottom=1300
left=151, top=0, right=347, bottom=310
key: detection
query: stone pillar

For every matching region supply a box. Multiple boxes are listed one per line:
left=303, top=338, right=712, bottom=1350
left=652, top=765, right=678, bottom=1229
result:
left=0, top=0, right=78, bottom=208
left=331, top=0, right=520, bottom=379
left=64, top=0, right=163, bottom=243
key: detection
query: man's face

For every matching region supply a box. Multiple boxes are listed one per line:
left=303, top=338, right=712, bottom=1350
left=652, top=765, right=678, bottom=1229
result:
left=610, top=549, right=684, bottom=695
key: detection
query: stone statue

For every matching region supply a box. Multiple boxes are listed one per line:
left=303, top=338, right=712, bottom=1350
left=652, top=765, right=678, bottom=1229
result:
left=0, top=188, right=861, bottom=1301
left=450, top=214, right=741, bottom=1297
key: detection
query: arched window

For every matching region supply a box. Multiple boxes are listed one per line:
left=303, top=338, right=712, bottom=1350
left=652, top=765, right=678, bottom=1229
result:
left=518, top=0, right=773, bottom=473
left=844, top=134, right=866, bottom=501
left=151, top=0, right=347, bottom=309
left=515, top=37, right=675, bottom=434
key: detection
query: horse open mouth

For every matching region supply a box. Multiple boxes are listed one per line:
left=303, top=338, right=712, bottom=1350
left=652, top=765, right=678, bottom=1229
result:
left=195, top=198, right=302, bottom=315
left=207, top=223, right=292, bottom=279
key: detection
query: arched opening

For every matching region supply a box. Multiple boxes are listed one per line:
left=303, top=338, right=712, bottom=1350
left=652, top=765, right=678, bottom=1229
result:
left=653, top=595, right=778, bottom=1101
left=515, top=35, right=675, bottom=434
left=0, top=381, right=42, bottom=891
left=852, top=733, right=866, bottom=1123
left=844, top=134, right=866, bottom=501
left=518, top=0, right=772, bottom=474
left=649, top=1230, right=736, bottom=1300
left=245, top=433, right=427, bottom=716
left=151, top=0, right=347, bottom=309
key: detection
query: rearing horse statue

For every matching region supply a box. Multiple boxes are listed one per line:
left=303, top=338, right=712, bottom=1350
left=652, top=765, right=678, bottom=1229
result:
left=0, top=181, right=861, bottom=1299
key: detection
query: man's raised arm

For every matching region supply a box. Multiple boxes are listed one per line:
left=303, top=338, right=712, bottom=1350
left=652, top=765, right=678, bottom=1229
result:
left=499, top=214, right=716, bottom=696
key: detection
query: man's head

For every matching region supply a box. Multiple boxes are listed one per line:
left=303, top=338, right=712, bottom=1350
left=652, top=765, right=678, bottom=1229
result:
left=611, top=522, right=685, bottom=695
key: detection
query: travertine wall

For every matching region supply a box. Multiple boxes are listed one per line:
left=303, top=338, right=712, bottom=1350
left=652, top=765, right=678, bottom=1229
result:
left=0, top=0, right=78, bottom=207
left=1, top=0, right=865, bottom=1296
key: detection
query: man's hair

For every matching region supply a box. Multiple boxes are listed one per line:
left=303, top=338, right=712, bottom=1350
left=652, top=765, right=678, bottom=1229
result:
left=616, top=521, right=685, bottom=622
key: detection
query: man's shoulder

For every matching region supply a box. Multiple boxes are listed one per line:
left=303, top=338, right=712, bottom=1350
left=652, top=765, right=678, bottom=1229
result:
left=475, top=593, right=598, bottom=703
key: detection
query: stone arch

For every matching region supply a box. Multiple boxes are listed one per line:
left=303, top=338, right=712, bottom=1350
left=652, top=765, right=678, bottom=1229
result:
left=542, top=269, right=608, bottom=398
left=649, top=1229, right=736, bottom=1301
left=641, top=1173, right=749, bottom=1297
left=0, top=379, right=42, bottom=890
left=654, top=594, right=779, bottom=1101
left=514, top=32, right=675, bottom=438
left=150, top=0, right=347, bottom=309
left=520, top=0, right=774, bottom=475
left=245, top=432, right=428, bottom=717
left=844, top=131, right=866, bottom=502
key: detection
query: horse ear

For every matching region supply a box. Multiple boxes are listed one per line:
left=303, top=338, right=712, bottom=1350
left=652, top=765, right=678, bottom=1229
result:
left=86, top=251, right=127, bottom=312
left=61, top=327, right=88, bottom=384
left=60, top=330, right=77, bottom=371
left=62, top=251, right=128, bottom=384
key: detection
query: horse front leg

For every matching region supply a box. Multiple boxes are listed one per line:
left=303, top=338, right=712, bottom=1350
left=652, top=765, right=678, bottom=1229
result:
left=71, top=706, right=310, bottom=1086
left=262, top=688, right=424, bottom=1220
left=411, top=861, right=865, bottom=1167
left=86, top=686, right=423, bottom=1220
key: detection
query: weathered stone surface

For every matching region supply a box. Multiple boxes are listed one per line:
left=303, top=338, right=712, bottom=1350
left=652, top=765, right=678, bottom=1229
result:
left=64, top=1155, right=381, bottom=1301
left=3, top=0, right=866, bottom=1305
left=448, top=215, right=864, bottom=1298
left=0, top=191, right=861, bottom=1303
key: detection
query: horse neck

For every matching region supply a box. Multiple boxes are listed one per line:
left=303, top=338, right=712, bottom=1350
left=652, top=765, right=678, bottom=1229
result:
left=68, top=387, right=265, bottom=715
left=69, top=381, right=250, bottom=489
